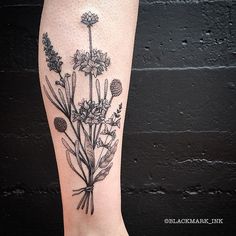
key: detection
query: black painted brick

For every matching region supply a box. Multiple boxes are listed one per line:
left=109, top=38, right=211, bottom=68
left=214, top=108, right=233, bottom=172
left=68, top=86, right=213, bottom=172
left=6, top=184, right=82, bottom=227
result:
left=0, top=194, right=63, bottom=236
left=135, top=1, right=236, bottom=68
left=126, top=68, right=236, bottom=133
left=1, top=1, right=236, bottom=70
left=122, top=193, right=236, bottom=236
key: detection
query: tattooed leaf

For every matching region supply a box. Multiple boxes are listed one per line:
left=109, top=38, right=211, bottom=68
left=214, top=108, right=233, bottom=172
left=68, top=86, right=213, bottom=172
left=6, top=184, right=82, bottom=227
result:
left=64, top=76, right=71, bottom=114
left=96, top=79, right=101, bottom=101
left=104, top=79, right=108, bottom=99
left=45, top=76, right=64, bottom=109
left=62, top=138, right=75, bottom=155
left=72, top=71, right=76, bottom=100
left=114, top=113, right=120, bottom=118
left=111, top=140, right=119, bottom=152
left=66, top=150, right=86, bottom=183
left=94, top=163, right=113, bottom=183
left=99, top=151, right=113, bottom=169
left=75, top=140, right=82, bottom=167
left=43, top=86, right=64, bottom=113
left=99, top=140, right=118, bottom=168
left=58, top=88, right=69, bottom=114
left=84, top=135, right=95, bottom=167
left=75, top=140, right=87, bottom=181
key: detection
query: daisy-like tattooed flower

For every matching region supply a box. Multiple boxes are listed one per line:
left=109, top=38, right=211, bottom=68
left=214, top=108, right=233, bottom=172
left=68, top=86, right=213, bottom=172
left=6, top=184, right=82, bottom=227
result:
left=81, top=11, right=99, bottom=27
left=72, top=50, right=88, bottom=70
left=92, top=49, right=110, bottom=73
left=72, top=99, right=110, bottom=125
left=82, top=58, right=101, bottom=77
left=42, top=33, right=63, bottom=73
left=72, top=49, right=110, bottom=77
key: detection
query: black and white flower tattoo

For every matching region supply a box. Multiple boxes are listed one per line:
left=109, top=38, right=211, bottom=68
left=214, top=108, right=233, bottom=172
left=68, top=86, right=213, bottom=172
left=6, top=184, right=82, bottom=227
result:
left=42, top=12, right=123, bottom=215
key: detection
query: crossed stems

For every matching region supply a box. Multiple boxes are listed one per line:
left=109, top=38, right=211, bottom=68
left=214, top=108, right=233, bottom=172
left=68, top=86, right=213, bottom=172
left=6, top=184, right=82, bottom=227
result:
left=44, top=24, right=115, bottom=214
left=44, top=69, right=116, bottom=214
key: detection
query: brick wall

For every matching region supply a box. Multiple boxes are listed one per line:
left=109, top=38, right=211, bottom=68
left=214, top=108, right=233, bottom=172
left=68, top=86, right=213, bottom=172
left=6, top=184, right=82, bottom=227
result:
left=0, top=1, right=236, bottom=235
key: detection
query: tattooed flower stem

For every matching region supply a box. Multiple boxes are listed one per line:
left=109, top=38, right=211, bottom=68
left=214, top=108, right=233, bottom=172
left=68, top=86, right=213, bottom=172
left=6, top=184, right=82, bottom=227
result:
left=93, top=125, right=97, bottom=147
left=71, top=100, right=78, bottom=113
left=76, top=154, right=88, bottom=184
left=88, top=26, right=93, bottom=53
left=88, top=25, right=93, bottom=141
left=66, top=151, right=87, bottom=184
left=92, top=79, right=106, bottom=148
left=58, top=71, right=64, bottom=81
left=93, top=96, right=114, bottom=148
left=87, top=25, right=93, bottom=101
left=64, top=131, right=74, bottom=145
left=94, top=114, right=116, bottom=173
left=66, top=125, right=89, bottom=171
left=68, top=119, right=91, bottom=167
left=90, top=191, right=94, bottom=214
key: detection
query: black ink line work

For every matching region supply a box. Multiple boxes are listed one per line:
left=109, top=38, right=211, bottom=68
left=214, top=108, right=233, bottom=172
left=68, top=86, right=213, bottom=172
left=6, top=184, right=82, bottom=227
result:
left=42, top=11, right=122, bottom=215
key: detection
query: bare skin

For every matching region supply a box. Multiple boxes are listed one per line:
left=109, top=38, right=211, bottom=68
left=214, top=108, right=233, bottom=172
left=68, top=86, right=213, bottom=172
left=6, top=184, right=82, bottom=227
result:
left=38, top=1, right=139, bottom=235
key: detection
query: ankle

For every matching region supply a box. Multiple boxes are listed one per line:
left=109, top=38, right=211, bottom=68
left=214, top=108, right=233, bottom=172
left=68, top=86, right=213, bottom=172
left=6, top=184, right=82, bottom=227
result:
left=64, top=213, right=128, bottom=236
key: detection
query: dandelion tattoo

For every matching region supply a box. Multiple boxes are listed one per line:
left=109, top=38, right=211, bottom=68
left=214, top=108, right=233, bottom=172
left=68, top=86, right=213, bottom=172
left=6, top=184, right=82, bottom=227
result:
left=42, top=12, right=123, bottom=215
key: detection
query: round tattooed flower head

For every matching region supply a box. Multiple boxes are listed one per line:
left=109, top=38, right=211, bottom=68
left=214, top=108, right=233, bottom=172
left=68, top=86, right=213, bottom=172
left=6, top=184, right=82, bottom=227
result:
left=54, top=117, right=67, bottom=132
left=81, top=11, right=99, bottom=27
left=110, top=79, right=122, bottom=97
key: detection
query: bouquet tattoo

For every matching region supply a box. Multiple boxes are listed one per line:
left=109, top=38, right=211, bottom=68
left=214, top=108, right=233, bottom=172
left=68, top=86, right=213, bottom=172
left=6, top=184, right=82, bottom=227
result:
left=42, top=12, right=123, bottom=215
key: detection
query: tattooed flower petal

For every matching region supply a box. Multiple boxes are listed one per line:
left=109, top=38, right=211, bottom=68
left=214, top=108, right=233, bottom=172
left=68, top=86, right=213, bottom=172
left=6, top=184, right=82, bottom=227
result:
left=72, top=99, right=110, bottom=125
left=72, top=50, right=88, bottom=70
left=81, top=11, right=99, bottom=27
left=72, top=49, right=110, bottom=77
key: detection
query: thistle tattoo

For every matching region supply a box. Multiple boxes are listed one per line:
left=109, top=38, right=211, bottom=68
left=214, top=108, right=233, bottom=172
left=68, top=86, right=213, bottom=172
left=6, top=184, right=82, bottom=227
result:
left=42, top=12, right=123, bottom=215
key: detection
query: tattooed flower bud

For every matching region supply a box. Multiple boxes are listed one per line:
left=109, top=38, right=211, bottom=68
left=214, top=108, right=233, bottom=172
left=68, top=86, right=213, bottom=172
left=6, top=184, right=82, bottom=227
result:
left=110, top=79, right=122, bottom=97
left=42, top=33, right=63, bottom=73
left=81, top=11, right=99, bottom=27
left=54, top=117, right=67, bottom=132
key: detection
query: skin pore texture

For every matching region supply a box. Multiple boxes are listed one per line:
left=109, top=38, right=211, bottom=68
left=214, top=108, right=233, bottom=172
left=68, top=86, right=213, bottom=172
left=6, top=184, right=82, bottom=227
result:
left=39, top=1, right=139, bottom=235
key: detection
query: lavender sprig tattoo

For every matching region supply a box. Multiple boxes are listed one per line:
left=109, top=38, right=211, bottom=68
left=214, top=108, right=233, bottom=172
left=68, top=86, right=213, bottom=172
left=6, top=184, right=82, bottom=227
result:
left=42, top=12, right=122, bottom=215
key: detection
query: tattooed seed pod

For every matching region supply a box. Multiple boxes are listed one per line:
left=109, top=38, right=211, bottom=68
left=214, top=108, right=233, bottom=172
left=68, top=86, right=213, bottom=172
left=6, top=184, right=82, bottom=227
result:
left=54, top=117, right=67, bottom=132
left=110, top=79, right=122, bottom=97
